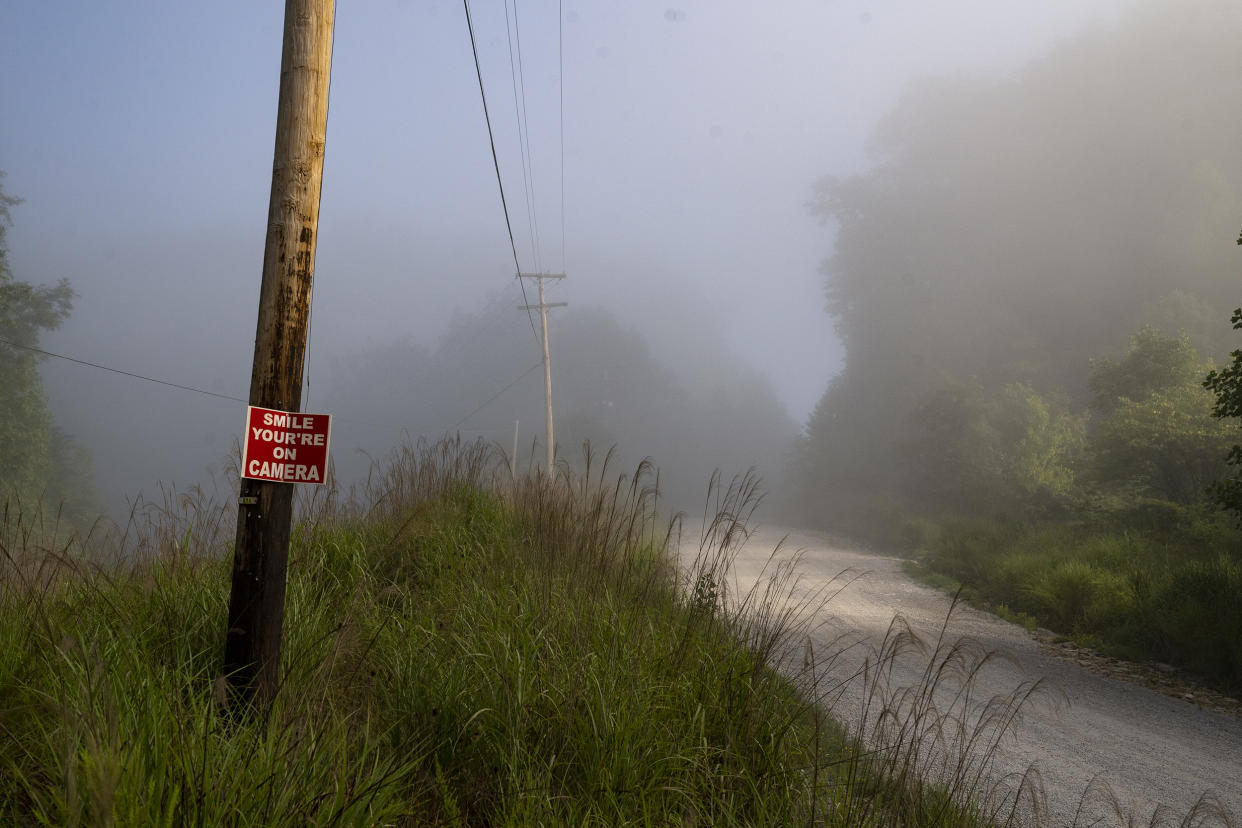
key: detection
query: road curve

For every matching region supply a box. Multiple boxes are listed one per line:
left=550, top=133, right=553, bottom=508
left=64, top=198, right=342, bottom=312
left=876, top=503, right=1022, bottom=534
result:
left=689, top=523, right=1242, bottom=826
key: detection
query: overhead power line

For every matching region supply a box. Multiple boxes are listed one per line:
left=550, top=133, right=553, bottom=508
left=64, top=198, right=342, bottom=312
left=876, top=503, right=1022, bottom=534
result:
left=559, top=0, right=567, bottom=273
left=461, top=0, right=539, bottom=342
left=2, top=332, right=546, bottom=452
left=452, top=360, right=543, bottom=430
left=505, top=0, right=543, bottom=273
left=0, top=336, right=246, bottom=403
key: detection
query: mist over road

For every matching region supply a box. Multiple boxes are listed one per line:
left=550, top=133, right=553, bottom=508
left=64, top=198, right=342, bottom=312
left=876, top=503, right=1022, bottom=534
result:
left=703, top=525, right=1242, bottom=825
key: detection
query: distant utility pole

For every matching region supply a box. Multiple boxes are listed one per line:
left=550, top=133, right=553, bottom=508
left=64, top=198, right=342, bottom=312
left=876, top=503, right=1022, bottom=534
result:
left=518, top=272, right=566, bottom=476
left=511, top=419, right=519, bottom=482
left=224, top=0, right=335, bottom=712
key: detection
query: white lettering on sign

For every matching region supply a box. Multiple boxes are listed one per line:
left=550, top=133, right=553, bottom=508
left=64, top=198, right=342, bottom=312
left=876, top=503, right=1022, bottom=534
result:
left=246, top=458, right=322, bottom=482
left=250, top=428, right=308, bottom=444
left=262, top=412, right=315, bottom=430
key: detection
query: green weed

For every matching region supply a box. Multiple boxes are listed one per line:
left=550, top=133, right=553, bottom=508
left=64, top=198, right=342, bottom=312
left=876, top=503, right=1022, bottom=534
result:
left=915, top=511, right=1242, bottom=693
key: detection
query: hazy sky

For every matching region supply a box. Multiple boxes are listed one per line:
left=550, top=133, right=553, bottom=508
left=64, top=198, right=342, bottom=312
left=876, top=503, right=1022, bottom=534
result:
left=1, top=0, right=1131, bottom=510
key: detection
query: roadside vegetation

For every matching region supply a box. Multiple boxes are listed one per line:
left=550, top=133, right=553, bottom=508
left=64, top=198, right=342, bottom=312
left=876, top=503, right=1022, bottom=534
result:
left=804, top=322, right=1242, bottom=695
left=3, top=437, right=1083, bottom=827
left=905, top=508, right=1242, bottom=693
left=897, top=326, right=1242, bottom=694
left=801, top=316, right=1242, bottom=693
left=793, top=0, right=1242, bottom=698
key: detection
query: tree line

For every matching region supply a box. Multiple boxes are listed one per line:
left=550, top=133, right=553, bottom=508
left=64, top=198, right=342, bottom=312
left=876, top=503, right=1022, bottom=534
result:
left=793, top=0, right=1242, bottom=534
left=0, top=174, right=97, bottom=524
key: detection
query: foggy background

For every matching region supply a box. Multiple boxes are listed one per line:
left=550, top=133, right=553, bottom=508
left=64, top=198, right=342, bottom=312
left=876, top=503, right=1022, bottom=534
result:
left=1, top=0, right=1132, bottom=520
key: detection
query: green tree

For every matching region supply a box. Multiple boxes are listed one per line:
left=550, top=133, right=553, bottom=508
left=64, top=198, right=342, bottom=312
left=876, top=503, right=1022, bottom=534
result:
left=0, top=175, right=77, bottom=501
left=797, top=1, right=1242, bottom=530
left=1203, top=299, right=1242, bottom=517
left=1092, top=388, right=1231, bottom=503
left=904, top=380, right=1083, bottom=515
left=992, top=383, right=1085, bottom=504
left=1091, top=328, right=1230, bottom=503
left=1088, top=327, right=1202, bottom=414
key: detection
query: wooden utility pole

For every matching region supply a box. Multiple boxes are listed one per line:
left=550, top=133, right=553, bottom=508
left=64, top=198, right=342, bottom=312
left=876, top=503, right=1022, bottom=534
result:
left=511, top=419, right=519, bottom=482
left=518, top=273, right=566, bottom=476
left=224, top=0, right=335, bottom=711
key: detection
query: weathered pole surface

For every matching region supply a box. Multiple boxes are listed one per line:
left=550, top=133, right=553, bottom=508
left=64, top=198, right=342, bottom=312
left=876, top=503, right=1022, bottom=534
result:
left=224, top=0, right=335, bottom=711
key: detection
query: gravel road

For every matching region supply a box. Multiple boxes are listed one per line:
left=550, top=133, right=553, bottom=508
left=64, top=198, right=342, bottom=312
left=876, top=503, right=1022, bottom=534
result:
left=690, top=523, right=1242, bottom=826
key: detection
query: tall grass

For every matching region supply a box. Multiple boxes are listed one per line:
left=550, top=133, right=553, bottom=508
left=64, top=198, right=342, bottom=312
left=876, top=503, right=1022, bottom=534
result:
left=1, top=437, right=1230, bottom=825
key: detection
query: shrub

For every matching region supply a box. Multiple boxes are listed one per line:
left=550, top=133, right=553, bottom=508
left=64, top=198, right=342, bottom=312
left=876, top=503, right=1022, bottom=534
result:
left=1151, top=555, right=1242, bottom=689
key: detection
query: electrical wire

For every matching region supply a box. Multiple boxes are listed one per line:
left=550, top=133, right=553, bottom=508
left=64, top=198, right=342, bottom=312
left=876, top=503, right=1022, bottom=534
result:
left=505, top=0, right=543, bottom=273
left=0, top=322, right=538, bottom=452
left=504, top=3, right=538, bottom=274
left=0, top=336, right=247, bottom=404
left=451, top=360, right=542, bottom=430
left=3, top=328, right=538, bottom=439
left=559, top=0, right=567, bottom=273
left=461, top=0, right=540, bottom=342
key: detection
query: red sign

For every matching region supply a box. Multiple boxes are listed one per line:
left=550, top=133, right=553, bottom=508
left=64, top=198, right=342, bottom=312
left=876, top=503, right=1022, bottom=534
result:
left=240, top=406, right=332, bottom=484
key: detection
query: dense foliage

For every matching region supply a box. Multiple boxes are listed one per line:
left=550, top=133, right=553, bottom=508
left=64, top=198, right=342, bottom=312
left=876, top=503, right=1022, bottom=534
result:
left=1089, top=327, right=1232, bottom=503
left=794, top=1, right=1242, bottom=686
left=797, top=1, right=1242, bottom=525
left=911, top=512, right=1242, bottom=691
left=794, top=1, right=1242, bottom=523
left=1204, top=305, right=1242, bottom=519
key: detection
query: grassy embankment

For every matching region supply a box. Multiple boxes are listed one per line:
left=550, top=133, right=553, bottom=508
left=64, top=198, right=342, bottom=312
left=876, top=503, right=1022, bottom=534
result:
left=2, top=438, right=1112, bottom=826
left=900, top=501, right=1242, bottom=694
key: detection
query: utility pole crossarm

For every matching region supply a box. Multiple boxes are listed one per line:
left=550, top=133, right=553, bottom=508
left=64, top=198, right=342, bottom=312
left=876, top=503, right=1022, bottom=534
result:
left=519, top=302, right=568, bottom=310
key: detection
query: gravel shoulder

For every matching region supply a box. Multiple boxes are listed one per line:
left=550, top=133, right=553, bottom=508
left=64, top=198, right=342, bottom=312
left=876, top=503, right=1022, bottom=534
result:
left=693, top=523, right=1242, bottom=825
